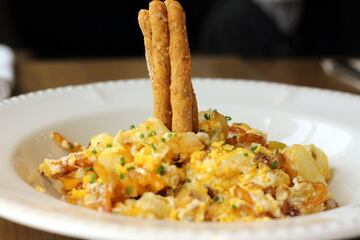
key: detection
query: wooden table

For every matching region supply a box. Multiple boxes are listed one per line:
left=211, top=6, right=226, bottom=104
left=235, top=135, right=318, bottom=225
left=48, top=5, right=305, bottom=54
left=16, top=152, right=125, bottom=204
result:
left=2, top=55, right=359, bottom=240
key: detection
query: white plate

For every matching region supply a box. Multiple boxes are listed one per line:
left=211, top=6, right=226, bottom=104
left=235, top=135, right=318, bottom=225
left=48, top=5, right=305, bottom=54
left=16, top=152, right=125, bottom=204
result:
left=1, top=78, right=360, bottom=240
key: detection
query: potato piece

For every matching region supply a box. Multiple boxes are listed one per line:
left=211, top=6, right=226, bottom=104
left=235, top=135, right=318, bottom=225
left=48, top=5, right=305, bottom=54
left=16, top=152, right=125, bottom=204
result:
left=305, top=144, right=331, bottom=181
left=283, top=144, right=325, bottom=184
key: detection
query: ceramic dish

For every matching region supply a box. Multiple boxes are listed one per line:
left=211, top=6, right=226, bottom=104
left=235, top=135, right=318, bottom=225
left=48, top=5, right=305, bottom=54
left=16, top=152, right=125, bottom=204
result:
left=0, top=78, right=360, bottom=240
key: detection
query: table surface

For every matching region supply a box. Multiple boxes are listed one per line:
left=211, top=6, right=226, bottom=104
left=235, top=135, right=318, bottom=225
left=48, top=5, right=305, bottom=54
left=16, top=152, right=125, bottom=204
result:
left=2, top=55, right=359, bottom=240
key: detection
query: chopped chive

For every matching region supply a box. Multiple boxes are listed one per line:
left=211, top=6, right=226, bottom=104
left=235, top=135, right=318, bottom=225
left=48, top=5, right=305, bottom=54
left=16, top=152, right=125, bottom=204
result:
left=213, top=195, right=220, bottom=202
left=161, top=137, right=166, bottom=142
left=125, top=186, right=133, bottom=195
left=89, top=174, right=97, bottom=183
left=250, top=145, right=258, bottom=153
left=119, top=173, right=125, bottom=180
left=204, top=113, right=210, bottom=120
left=184, top=178, right=191, bottom=183
left=156, top=165, right=166, bottom=176
left=231, top=204, right=237, bottom=210
left=140, top=133, right=145, bottom=138
left=148, top=130, right=157, bottom=137
left=130, top=124, right=136, bottom=130
left=150, top=143, right=157, bottom=151
left=126, top=166, right=135, bottom=171
left=91, top=149, right=97, bottom=154
left=199, top=129, right=205, bottom=132
left=120, top=157, right=125, bottom=166
left=68, top=143, right=75, bottom=150
left=271, top=161, right=278, bottom=169
left=106, top=143, right=112, bottom=148
left=85, top=166, right=94, bottom=171
left=244, top=153, right=249, bottom=157
left=225, top=116, right=232, bottom=121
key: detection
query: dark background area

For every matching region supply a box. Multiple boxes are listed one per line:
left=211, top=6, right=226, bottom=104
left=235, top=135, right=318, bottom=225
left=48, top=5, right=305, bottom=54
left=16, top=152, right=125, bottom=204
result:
left=0, top=0, right=359, bottom=58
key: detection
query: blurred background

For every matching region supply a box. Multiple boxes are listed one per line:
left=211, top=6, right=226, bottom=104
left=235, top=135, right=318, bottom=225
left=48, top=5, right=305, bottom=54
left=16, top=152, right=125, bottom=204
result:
left=1, top=0, right=360, bottom=58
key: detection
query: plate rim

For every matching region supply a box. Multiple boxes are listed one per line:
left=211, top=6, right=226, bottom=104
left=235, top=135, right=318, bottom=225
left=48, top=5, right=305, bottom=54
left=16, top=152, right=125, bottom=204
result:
left=1, top=78, right=360, bottom=240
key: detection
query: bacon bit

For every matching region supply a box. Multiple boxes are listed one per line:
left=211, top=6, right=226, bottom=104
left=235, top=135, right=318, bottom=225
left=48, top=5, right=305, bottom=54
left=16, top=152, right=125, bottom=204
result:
left=225, top=136, right=238, bottom=146
left=254, top=152, right=272, bottom=165
left=305, top=182, right=328, bottom=206
left=238, top=133, right=266, bottom=146
left=263, top=187, right=276, bottom=198
left=51, top=131, right=83, bottom=153
left=227, top=124, right=266, bottom=147
left=229, top=124, right=247, bottom=134
left=324, top=198, right=339, bottom=210
left=234, top=186, right=253, bottom=205
left=281, top=201, right=300, bottom=217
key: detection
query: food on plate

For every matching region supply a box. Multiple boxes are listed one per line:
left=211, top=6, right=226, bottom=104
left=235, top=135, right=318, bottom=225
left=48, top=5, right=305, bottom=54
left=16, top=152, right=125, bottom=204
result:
left=39, top=110, right=337, bottom=221
left=38, top=0, right=338, bottom=222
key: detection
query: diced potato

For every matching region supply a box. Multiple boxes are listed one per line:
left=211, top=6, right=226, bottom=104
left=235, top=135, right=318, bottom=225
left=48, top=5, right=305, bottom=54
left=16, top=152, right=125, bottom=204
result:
left=136, top=192, right=172, bottom=219
left=198, top=110, right=229, bottom=140
left=89, top=133, right=113, bottom=152
left=305, top=144, right=331, bottom=181
left=283, top=144, right=325, bottom=184
left=169, top=132, right=204, bottom=154
left=98, top=146, right=130, bottom=171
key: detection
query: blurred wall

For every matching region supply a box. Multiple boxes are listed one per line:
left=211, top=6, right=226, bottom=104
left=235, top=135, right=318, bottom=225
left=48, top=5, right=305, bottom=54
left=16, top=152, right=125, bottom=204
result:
left=1, top=0, right=360, bottom=58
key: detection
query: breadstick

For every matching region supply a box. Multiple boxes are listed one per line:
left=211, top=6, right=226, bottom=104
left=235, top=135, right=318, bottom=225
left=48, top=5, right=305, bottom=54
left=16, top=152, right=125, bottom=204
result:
left=148, top=0, right=172, bottom=130
left=138, top=10, right=153, bottom=79
left=190, top=85, right=198, bottom=132
left=165, top=0, right=197, bottom=132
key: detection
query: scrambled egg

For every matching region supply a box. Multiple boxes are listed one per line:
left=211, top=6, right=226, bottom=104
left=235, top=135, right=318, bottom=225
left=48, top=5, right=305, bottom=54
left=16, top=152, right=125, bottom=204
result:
left=39, top=110, right=337, bottom=222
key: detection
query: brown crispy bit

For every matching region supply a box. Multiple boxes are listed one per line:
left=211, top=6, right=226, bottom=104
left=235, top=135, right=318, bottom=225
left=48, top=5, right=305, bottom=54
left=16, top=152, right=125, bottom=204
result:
left=324, top=198, right=339, bottom=210
left=206, top=186, right=216, bottom=199
left=281, top=201, right=300, bottom=217
left=254, top=152, right=272, bottom=165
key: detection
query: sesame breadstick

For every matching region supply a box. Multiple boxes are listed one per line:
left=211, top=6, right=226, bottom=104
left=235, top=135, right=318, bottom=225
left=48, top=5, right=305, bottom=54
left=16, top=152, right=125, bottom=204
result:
left=138, top=10, right=153, bottom=80
left=148, top=0, right=172, bottom=130
left=165, top=0, right=197, bottom=132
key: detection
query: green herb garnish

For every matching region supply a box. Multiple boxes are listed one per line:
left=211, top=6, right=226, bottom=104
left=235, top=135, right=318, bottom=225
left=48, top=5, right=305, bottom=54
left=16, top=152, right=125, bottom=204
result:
left=120, top=157, right=125, bottom=166
left=150, top=143, right=157, bottom=151
left=91, top=149, right=97, bottom=154
left=106, top=143, right=112, bottom=148
left=199, top=129, right=205, bottom=132
left=125, top=186, right=133, bottom=195
left=204, top=113, right=210, bottom=120
left=244, top=153, right=249, bottom=157
left=126, top=166, right=135, bottom=171
left=156, top=165, right=166, bottom=176
left=119, top=173, right=125, bottom=180
left=140, top=133, right=145, bottom=138
left=271, top=161, right=278, bottom=169
left=225, top=116, right=232, bottom=121
left=130, top=124, right=136, bottom=130
left=89, top=174, right=97, bottom=183
left=231, top=204, right=237, bottom=210
left=161, top=137, right=166, bottom=142
left=250, top=145, right=258, bottom=153
left=184, top=178, right=191, bottom=183
left=213, top=195, right=220, bottom=202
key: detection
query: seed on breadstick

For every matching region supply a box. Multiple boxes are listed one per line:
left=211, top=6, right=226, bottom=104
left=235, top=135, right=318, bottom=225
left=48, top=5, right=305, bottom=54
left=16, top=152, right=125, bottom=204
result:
left=138, top=10, right=153, bottom=79
left=165, top=0, right=196, bottom=132
left=149, top=0, right=172, bottom=130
